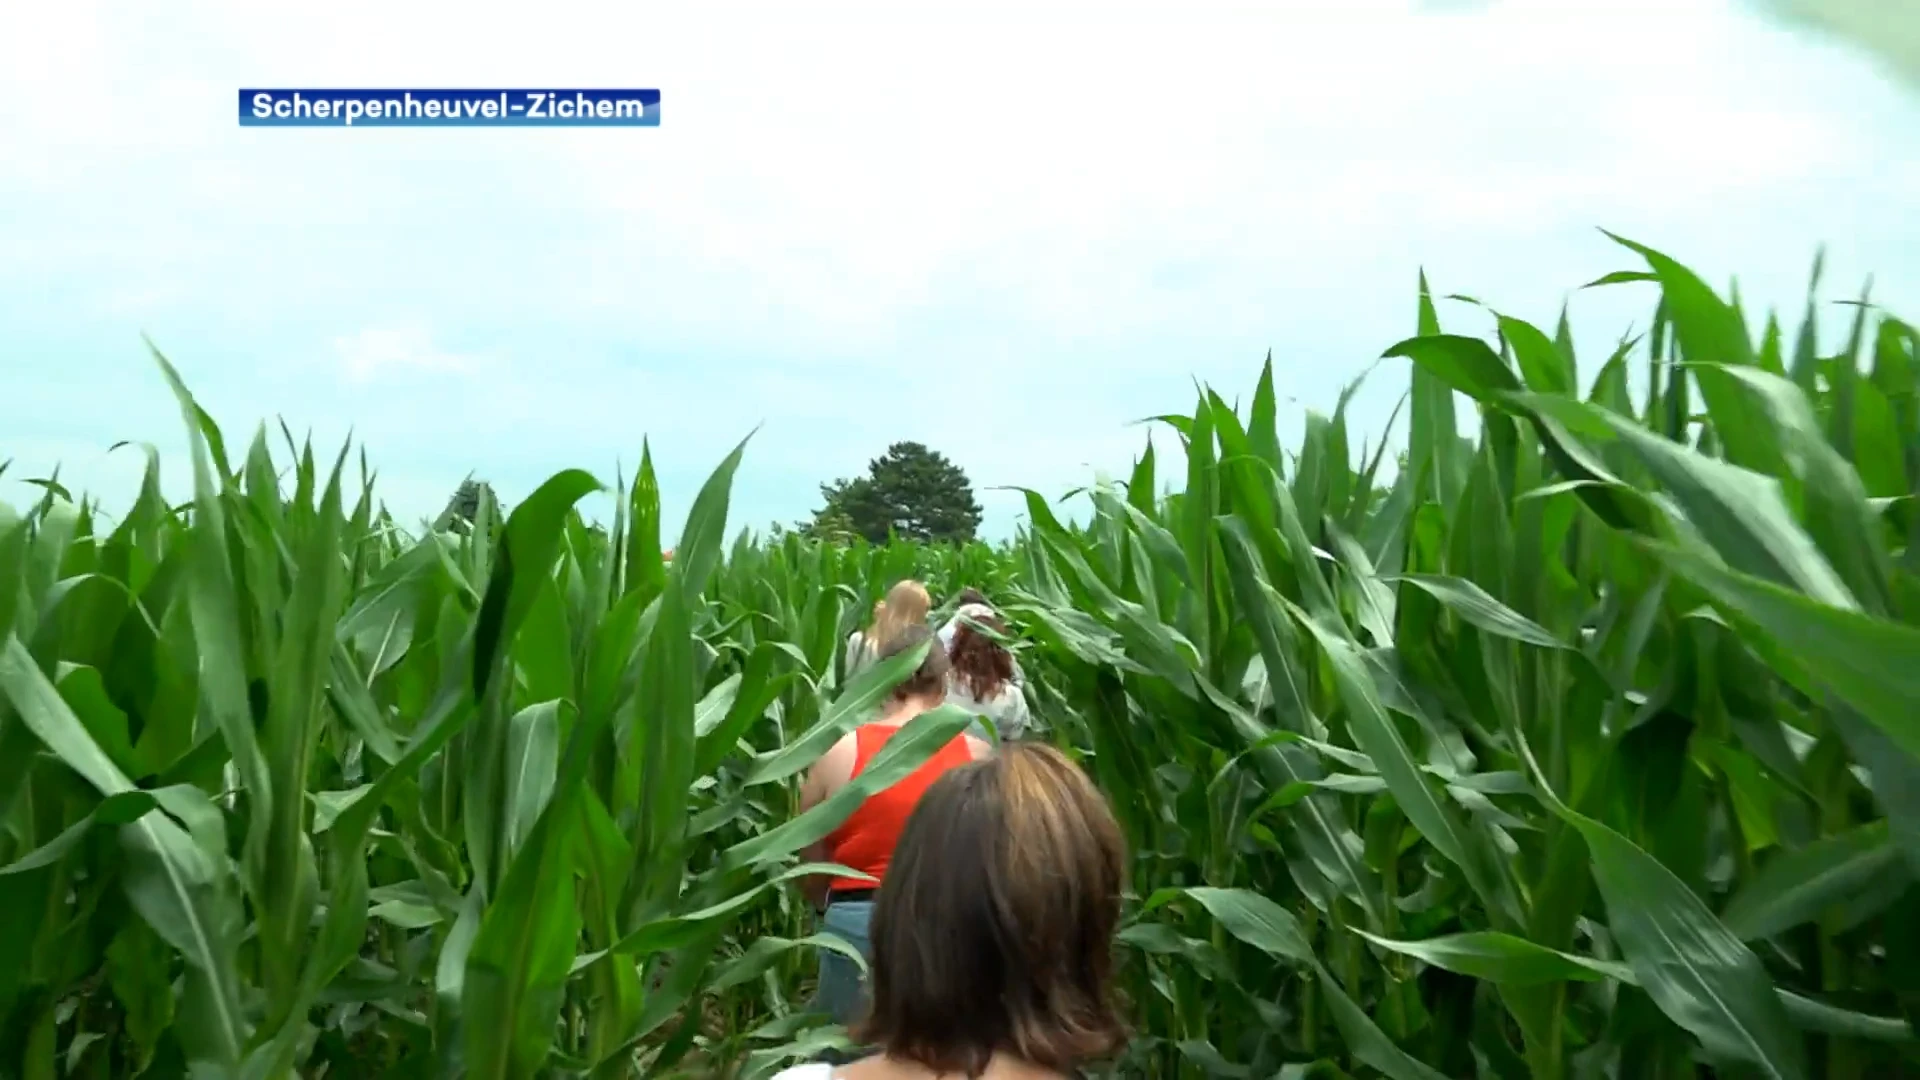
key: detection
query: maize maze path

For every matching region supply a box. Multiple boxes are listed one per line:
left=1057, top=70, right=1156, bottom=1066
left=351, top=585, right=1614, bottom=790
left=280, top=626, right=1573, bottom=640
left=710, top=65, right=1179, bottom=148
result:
left=0, top=235, right=1916, bottom=1079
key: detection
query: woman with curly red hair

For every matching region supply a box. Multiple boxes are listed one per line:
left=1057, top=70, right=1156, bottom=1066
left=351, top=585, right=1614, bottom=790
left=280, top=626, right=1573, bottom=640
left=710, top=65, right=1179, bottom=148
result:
left=944, top=605, right=1030, bottom=743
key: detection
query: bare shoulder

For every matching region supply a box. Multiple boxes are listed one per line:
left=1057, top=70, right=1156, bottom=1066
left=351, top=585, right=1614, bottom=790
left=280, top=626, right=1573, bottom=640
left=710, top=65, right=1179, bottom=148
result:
left=963, top=733, right=996, bottom=761
left=810, top=730, right=861, bottom=789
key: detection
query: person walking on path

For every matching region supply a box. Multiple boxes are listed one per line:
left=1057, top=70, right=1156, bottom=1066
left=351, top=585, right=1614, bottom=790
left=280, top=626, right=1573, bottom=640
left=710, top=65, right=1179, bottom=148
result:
left=935, top=588, right=990, bottom=651
left=799, top=626, right=992, bottom=1027
left=938, top=589, right=1025, bottom=689
left=845, top=579, right=932, bottom=681
left=773, top=741, right=1130, bottom=1080
left=944, top=610, right=1031, bottom=744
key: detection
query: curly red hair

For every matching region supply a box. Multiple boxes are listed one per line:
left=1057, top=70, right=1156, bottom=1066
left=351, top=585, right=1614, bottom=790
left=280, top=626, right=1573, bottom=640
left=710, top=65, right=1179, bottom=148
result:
left=947, top=614, right=1014, bottom=700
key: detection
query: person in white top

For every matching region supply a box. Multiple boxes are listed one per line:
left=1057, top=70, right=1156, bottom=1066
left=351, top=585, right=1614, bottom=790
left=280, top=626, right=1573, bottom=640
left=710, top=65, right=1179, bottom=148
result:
left=934, top=588, right=990, bottom=650
left=938, top=590, right=1026, bottom=689
left=943, top=606, right=1030, bottom=743
left=770, top=742, right=1129, bottom=1080
left=845, top=579, right=932, bottom=682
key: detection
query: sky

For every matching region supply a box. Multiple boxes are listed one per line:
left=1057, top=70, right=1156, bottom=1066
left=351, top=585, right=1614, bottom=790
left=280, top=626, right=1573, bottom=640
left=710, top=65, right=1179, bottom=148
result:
left=3, top=0, right=1918, bottom=541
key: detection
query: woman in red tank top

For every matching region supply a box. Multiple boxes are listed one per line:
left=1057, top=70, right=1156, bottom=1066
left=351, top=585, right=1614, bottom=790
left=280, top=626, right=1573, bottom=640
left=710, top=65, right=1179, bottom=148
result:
left=798, top=624, right=992, bottom=1029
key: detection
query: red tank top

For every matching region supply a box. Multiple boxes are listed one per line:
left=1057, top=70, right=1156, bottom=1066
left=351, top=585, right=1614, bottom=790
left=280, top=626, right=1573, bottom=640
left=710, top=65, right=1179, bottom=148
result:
left=823, top=723, right=975, bottom=894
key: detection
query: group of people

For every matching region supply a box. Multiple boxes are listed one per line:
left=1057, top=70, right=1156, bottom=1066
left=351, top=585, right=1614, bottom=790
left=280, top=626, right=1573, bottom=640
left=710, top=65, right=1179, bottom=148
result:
left=778, top=582, right=1129, bottom=1080
left=843, top=581, right=1031, bottom=744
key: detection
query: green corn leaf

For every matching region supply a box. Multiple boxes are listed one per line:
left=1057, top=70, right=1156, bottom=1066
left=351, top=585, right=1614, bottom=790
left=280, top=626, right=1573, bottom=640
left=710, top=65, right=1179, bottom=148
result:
left=1720, top=820, right=1905, bottom=940
left=1353, top=929, right=1634, bottom=985
left=1521, top=734, right=1809, bottom=1080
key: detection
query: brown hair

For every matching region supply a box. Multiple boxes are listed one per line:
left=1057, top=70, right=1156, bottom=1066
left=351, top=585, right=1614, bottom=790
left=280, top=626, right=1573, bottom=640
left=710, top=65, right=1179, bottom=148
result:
left=876, top=623, right=949, bottom=704
left=953, top=586, right=988, bottom=607
left=856, top=742, right=1128, bottom=1076
left=948, top=614, right=1014, bottom=701
left=867, top=579, right=932, bottom=651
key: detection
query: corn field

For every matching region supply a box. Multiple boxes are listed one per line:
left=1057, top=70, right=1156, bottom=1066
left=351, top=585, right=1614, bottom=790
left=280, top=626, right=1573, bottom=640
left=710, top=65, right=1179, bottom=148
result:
left=0, top=234, right=1916, bottom=1079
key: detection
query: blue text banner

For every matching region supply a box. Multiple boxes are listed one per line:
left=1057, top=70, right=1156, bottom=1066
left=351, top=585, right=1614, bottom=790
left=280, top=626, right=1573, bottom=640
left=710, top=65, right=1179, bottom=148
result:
left=239, top=89, right=661, bottom=127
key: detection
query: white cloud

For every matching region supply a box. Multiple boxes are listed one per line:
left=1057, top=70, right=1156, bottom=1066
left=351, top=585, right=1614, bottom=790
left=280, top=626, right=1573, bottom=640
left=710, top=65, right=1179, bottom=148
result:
left=2, top=0, right=1918, bottom=535
left=332, top=326, right=484, bottom=384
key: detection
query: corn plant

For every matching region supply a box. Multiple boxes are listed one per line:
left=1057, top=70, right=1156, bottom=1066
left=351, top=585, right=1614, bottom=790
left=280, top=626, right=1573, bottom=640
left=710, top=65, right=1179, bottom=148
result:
left=1031, top=235, right=1918, bottom=1079
left=0, top=374, right=989, bottom=1078
left=0, top=234, right=1914, bottom=1079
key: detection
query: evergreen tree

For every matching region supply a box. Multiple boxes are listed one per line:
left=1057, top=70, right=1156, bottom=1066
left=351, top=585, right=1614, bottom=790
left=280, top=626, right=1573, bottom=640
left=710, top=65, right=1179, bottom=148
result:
left=808, top=442, right=983, bottom=543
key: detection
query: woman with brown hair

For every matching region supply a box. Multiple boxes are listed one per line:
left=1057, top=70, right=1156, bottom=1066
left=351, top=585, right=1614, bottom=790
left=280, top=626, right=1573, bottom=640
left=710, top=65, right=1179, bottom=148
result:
left=939, top=590, right=1026, bottom=691
left=935, top=587, right=991, bottom=651
left=845, top=579, right=933, bottom=680
left=944, top=607, right=1031, bottom=743
left=777, top=741, right=1130, bottom=1080
left=800, top=625, right=993, bottom=1027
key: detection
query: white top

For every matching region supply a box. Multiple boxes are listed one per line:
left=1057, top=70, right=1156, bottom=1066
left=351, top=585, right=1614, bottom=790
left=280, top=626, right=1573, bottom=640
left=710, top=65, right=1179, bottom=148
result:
left=843, top=629, right=880, bottom=680
left=939, top=605, right=1026, bottom=688
left=947, top=671, right=1030, bottom=741
left=937, top=602, right=995, bottom=647
left=770, top=1066, right=834, bottom=1080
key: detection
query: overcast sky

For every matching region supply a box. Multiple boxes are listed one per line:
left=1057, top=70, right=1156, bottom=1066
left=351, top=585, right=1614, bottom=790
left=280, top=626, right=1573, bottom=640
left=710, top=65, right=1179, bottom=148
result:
left=3, top=0, right=1917, bottom=539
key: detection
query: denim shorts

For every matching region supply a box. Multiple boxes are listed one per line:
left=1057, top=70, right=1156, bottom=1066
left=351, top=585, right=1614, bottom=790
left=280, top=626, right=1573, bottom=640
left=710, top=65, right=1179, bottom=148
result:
left=812, top=897, right=875, bottom=1028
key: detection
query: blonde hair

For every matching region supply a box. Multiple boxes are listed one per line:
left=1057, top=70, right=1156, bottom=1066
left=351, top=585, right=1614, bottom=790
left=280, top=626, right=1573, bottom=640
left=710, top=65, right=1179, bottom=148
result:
left=868, top=579, right=932, bottom=651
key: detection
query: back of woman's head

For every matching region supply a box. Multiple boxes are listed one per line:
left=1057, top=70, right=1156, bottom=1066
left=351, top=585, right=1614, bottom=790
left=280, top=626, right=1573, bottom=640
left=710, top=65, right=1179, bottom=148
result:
left=954, top=586, right=988, bottom=608
left=858, top=742, right=1128, bottom=1076
left=948, top=613, right=1014, bottom=701
left=869, top=579, right=932, bottom=648
left=875, top=623, right=950, bottom=705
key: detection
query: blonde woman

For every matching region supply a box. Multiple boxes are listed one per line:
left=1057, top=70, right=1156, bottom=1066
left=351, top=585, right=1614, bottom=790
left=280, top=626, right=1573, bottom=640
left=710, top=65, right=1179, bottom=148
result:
left=844, top=579, right=932, bottom=680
